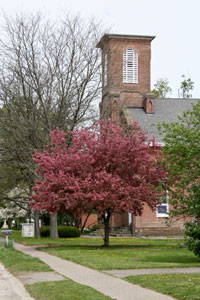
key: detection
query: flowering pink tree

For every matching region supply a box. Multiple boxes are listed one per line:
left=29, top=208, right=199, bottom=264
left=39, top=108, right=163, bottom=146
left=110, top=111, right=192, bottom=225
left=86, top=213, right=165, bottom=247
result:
left=31, top=120, right=166, bottom=246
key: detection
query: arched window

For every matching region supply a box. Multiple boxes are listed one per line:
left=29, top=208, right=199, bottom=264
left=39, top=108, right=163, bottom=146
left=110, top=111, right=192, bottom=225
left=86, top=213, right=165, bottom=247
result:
left=123, top=48, right=138, bottom=84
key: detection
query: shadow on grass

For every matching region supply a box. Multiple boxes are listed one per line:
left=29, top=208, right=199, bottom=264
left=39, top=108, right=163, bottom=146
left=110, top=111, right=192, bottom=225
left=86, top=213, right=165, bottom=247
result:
left=37, top=243, right=200, bottom=270
left=140, top=250, right=200, bottom=264
left=38, top=244, right=181, bottom=251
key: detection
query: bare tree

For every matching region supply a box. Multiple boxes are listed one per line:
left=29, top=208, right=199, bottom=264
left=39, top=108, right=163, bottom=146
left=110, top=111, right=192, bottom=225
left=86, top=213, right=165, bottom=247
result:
left=0, top=13, right=103, bottom=237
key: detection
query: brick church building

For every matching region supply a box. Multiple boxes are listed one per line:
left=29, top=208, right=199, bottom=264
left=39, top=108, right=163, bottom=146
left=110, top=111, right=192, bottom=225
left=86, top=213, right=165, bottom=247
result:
left=83, top=34, right=199, bottom=236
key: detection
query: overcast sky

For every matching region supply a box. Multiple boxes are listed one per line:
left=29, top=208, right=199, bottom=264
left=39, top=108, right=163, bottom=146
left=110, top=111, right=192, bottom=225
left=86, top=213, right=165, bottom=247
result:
left=1, top=0, right=200, bottom=98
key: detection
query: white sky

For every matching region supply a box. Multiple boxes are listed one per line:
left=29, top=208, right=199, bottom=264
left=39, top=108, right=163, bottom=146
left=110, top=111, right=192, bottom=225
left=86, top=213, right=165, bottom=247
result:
left=1, top=0, right=200, bottom=98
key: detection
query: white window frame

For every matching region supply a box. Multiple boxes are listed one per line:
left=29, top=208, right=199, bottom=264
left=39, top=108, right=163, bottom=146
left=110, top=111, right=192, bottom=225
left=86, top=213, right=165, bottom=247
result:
left=123, top=48, right=138, bottom=84
left=156, top=190, right=169, bottom=218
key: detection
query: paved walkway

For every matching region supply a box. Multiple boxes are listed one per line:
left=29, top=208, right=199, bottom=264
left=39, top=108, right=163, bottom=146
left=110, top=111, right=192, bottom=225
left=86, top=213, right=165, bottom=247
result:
left=1, top=238, right=199, bottom=300
left=0, top=262, right=34, bottom=300
left=14, top=242, right=175, bottom=300
left=105, top=267, right=200, bottom=277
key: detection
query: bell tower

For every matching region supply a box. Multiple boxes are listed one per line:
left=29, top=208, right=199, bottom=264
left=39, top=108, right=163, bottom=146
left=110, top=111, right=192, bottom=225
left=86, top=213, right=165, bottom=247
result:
left=96, top=34, right=155, bottom=121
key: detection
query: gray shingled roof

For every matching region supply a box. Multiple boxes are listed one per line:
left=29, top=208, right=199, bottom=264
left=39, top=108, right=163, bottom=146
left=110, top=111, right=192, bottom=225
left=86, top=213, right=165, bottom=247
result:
left=128, top=98, right=200, bottom=143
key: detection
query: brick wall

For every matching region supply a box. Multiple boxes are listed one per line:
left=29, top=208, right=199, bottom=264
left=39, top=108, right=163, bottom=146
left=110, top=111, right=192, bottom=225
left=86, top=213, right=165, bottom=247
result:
left=98, top=35, right=155, bottom=121
left=100, top=37, right=152, bottom=96
left=81, top=214, right=98, bottom=228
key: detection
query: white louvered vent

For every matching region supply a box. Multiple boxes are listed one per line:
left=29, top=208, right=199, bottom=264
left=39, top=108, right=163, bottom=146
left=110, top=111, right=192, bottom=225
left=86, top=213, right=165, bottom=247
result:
left=123, top=48, right=138, bottom=84
left=104, top=54, right=108, bottom=86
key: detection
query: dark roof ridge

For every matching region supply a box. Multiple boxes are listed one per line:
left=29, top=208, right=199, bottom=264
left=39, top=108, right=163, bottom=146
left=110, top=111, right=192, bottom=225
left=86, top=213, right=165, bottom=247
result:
left=127, top=98, right=200, bottom=143
left=156, top=98, right=200, bottom=101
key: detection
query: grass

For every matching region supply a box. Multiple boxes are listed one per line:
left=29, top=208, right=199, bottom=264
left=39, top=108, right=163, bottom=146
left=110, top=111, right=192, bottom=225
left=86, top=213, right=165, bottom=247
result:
left=26, top=280, right=114, bottom=300
left=0, top=241, right=114, bottom=300
left=3, top=230, right=200, bottom=299
left=125, top=273, right=200, bottom=300
left=11, top=229, right=184, bottom=246
left=10, top=230, right=200, bottom=270
left=2, top=232, right=200, bottom=299
left=40, top=245, right=200, bottom=270
left=0, top=243, right=51, bottom=273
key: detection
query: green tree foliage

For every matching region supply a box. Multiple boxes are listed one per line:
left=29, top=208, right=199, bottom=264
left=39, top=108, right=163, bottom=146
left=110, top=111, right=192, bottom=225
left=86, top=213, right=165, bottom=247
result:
left=179, top=75, right=194, bottom=98
left=158, top=101, right=200, bottom=256
left=185, top=222, right=200, bottom=258
left=152, top=78, right=172, bottom=98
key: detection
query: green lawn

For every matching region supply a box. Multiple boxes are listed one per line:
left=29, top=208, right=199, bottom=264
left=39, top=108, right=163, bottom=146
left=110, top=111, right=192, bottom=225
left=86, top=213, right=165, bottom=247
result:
left=2, top=232, right=200, bottom=299
left=26, top=280, right=114, bottom=300
left=0, top=242, right=114, bottom=300
left=40, top=244, right=200, bottom=270
left=12, top=229, right=183, bottom=246
left=126, top=273, right=200, bottom=300
left=0, top=244, right=51, bottom=273
left=10, top=230, right=200, bottom=270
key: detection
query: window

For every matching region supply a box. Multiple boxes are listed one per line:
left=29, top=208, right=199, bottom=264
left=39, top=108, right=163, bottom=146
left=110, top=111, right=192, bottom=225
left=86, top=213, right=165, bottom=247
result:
left=156, top=190, right=169, bottom=218
left=104, top=54, right=108, bottom=86
left=123, top=48, right=138, bottom=84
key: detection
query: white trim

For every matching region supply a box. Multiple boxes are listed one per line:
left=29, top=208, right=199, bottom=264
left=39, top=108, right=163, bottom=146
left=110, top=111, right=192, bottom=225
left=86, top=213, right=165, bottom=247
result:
left=156, top=190, right=169, bottom=218
left=156, top=203, right=169, bottom=218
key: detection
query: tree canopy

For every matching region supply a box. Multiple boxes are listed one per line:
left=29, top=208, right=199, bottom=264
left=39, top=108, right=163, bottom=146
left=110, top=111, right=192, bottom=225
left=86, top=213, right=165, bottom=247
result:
left=152, top=78, right=172, bottom=98
left=0, top=12, right=103, bottom=236
left=158, top=101, right=200, bottom=256
left=31, top=120, right=166, bottom=246
left=179, top=75, right=194, bottom=98
left=158, top=101, right=200, bottom=218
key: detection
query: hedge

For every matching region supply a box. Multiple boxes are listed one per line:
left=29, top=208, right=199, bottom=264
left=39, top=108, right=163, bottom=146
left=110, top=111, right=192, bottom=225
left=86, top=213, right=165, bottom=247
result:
left=40, top=226, right=80, bottom=238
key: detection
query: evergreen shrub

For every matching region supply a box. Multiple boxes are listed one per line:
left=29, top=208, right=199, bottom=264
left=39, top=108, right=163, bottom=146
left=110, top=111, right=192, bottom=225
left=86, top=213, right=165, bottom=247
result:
left=185, top=222, right=200, bottom=257
left=40, top=226, right=80, bottom=238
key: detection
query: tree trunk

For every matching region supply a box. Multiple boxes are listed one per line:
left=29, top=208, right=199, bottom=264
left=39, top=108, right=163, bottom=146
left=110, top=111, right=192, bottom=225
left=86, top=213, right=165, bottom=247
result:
left=81, top=212, right=91, bottom=233
left=7, top=219, right=12, bottom=229
left=34, top=210, right=40, bottom=238
left=50, top=213, right=58, bottom=238
left=104, top=212, right=111, bottom=247
left=74, top=217, right=81, bottom=228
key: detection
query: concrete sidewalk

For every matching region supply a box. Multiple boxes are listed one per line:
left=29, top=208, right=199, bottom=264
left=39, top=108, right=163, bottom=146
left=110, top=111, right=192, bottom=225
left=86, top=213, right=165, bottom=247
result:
left=0, top=262, right=34, bottom=300
left=105, top=267, right=200, bottom=278
left=15, top=242, right=174, bottom=300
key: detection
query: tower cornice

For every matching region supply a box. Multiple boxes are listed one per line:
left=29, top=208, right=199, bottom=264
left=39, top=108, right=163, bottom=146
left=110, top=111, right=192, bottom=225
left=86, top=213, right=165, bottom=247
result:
left=96, top=34, right=156, bottom=48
